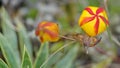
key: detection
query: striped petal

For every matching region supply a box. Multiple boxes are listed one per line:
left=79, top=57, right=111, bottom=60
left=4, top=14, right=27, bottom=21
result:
left=78, top=6, right=109, bottom=36
left=35, top=21, right=59, bottom=43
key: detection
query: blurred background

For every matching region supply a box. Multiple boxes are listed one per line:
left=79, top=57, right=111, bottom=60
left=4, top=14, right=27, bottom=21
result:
left=0, top=0, right=120, bottom=68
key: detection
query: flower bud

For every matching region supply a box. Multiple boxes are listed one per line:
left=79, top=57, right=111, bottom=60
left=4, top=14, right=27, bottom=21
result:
left=35, top=21, right=59, bottom=43
left=78, top=6, right=109, bottom=36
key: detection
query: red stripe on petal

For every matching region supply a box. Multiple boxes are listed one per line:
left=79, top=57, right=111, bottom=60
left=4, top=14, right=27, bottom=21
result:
left=94, top=17, right=100, bottom=34
left=44, top=29, right=58, bottom=38
left=96, top=7, right=104, bottom=14
left=85, top=8, right=95, bottom=15
left=40, top=36, right=44, bottom=43
left=41, top=22, right=54, bottom=28
left=99, top=15, right=109, bottom=25
left=80, top=16, right=95, bottom=26
left=35, top=29, right=39, bottom=36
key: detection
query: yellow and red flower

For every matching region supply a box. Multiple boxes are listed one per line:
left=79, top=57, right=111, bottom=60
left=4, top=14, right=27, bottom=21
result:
left=35, top=21, right=59, bottom=43
left=78, top=6, right=109, bottom=36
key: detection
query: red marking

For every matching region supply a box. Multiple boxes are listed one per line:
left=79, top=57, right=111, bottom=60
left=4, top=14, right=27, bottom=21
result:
left=94, top=17, right=99, bottom=34
left=80, top=16, right=95, bottom=26
left=40, top=36, right=43, bottom=42
left=36, top=22, right=56, bottom=36
left=81, top=7, right=108, bottom=35
left=96, top=7, right=104, bottom=14
left=99, top=15, right=109, bottom=25
left=85, top=8, right=95, bottom=15
left=38, top=22, right=43, bottom=28
left=35, top=28, right=39, bottom=36
left=44, top=29, right=58, bottom=38
left=41, top=22, right=54, bottom=28
left=37, top=22, right=54, bottom=30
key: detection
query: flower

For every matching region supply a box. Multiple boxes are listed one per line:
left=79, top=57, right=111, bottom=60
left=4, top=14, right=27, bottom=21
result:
left=35, top=21, right=59, bottom=43
left=78, top=6, right=109, bottom=36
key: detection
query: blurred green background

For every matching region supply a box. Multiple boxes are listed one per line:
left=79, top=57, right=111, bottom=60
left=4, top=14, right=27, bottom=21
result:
left=0, top=0, right=120, bottom=68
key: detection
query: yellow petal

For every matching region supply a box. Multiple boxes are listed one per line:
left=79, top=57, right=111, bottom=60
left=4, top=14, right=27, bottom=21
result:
left=35, top=21, right=59, bottom=43
left=78, top=6, right=109, bottom=36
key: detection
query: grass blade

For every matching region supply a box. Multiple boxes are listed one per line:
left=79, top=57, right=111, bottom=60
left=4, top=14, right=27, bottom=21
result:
left=0, top=34, right=20, bottom=68
left=45, top=53, right=63, bottom=68
left=0, top=7, right=20, bottom=66
left=0, top=59, right=8, bottom=68
left=55, top=44, right=79, bottom=68
left=22, top=46, right=32, bottom=68
left=15, top=19, right=33, bottom=58
left=34, top=42, right=49, bottom=68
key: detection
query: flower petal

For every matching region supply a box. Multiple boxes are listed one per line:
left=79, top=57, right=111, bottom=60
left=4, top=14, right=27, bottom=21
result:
left=80, top=16, right=95, bottom=26
left=94, top=17, right=100, bottom=34
left=85, top=7, right=95, bottom=15
left=35, top=21, right=59, bottom=43
left=78, top=6, right=109, bottom=36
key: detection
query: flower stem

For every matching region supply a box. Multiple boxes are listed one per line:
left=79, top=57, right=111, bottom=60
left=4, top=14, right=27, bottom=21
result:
left=59, top=35, right=76, bottom=41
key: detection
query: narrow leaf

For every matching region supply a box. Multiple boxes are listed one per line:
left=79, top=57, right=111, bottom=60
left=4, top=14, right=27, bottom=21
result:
left=92, top=58, right=112, bottom=68
left=0, top=59, right=8, bottom=68
left=34, top=42, right=49, bottom=68
left=15, top=18, right=33, bottom=58
left=55, top=44, right=79, bottom=68
left=0, top=7, right=20, bottom=66
left=22, top=46, right=32, bottom=68
left=0, top=34, right=20, bottom=68
left=45, top=53, right=63, bottom=68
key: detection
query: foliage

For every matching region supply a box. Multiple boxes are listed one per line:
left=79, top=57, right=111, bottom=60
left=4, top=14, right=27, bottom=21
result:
left=0, top=0, right=120, bottom=68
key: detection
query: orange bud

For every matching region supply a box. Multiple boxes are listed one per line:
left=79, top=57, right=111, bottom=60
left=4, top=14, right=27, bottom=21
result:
left=78, top=6, right=109, bottom=36
left=35, top=21, right=59, bottom=43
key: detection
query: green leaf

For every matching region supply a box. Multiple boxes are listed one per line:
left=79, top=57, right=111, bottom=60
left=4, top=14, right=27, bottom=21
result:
left=92, top=58, right=112, bottom=68
left=15, top=19, right=33, bottom=58
left=34, top=42, right=49, bottom=68
left=0, top=7, right=20, bottom=66
left=55, top=44, right=79, bottom=68
left=0, top=59, right=8, bottom=68
left=0, top=34, right=20, bottom=68
left=50, top=41, right=64, bottom=53
left=45, top=52, right=63, bottom=68
left=22, top=46, right=32, bottom=68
